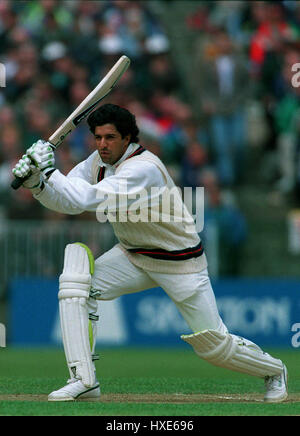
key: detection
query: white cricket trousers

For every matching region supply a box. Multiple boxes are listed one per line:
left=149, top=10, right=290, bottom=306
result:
left=90, top=245, right=226, bottom=334
left=88, top=245, right=284, bottom=379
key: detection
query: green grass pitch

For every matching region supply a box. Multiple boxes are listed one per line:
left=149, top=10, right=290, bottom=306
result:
left=0, top=347, right=299, bottom=416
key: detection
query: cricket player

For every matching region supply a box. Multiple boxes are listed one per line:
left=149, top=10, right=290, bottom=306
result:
left=12, top=104, right=287, bottom=402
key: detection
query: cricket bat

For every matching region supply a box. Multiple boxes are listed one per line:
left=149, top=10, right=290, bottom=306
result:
left=11, top=55, right=131, bottom=190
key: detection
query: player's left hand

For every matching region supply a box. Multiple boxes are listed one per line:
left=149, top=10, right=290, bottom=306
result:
left=26, top=140, right=56, bottom=178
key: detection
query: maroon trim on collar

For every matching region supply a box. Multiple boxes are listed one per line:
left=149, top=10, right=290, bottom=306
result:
left=125, top=145, right=146, bottom=160
left=97, top=146, right=145, bottom=182
left=97, top=166, right=106, bottom=182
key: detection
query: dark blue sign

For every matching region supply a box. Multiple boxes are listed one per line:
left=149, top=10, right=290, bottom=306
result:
left=7, top=278, right=300, bottom=348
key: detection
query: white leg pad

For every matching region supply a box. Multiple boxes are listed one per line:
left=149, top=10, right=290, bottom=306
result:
left=181, top=329, right=283, bottom=378
left=58, top=244, right=95, bottom=387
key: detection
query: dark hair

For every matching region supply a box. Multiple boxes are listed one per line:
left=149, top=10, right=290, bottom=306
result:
left=87, top=103, right=139, bottom=143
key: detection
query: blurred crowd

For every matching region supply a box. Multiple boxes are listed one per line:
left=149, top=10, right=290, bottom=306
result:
left=0, top=0, right=183, bottom=220
left=0, top=0, right=299, bottom=275
left=188, top=1, right=299, bottom=195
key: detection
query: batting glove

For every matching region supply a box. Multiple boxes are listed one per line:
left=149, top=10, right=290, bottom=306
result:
left=27, top=139, right=56, bottom=178
left=12, top=155, right=42, bottom=189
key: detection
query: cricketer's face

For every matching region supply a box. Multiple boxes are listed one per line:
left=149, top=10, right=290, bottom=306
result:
left=94, top=124, right=130, bottom=165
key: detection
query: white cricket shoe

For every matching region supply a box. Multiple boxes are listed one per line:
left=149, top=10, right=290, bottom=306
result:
left=264, top=364, right=288, bottom=403
left=48, top=378, right=101, bottom=402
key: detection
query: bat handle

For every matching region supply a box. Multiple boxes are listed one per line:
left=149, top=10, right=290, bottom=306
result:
left=11, top=172, right=32, bottom=190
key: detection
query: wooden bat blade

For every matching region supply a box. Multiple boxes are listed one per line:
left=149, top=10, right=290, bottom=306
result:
left=49, top=55, right=130, bottom=148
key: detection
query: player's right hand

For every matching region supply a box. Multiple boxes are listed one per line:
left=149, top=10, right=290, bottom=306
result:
left=12, top=155, right=42, bottom=189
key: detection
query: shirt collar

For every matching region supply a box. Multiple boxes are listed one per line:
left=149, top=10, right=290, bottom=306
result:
left=98, top=143, right=140, bottom=169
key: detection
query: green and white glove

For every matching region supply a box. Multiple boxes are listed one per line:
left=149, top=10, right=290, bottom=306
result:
left=12, top=155, right=42, bottom=189
left=26, top=139, right=56, bottom=178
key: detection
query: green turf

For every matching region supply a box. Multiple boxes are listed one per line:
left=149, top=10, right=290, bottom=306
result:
left=0, top=347, right=299, bottom=416
left=1, top=401, right=300, bottom=416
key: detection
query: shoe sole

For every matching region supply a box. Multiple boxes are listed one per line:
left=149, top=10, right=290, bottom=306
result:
left=264, top=392, right=288, bottom=403
left=48, top=396, right=100, bottom=402
left=48, top=394, right=101, bottom=402
left=48, top=396, right=76, bottom=402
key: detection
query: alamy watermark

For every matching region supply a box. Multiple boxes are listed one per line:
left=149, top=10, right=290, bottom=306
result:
left=291, top=323, right=300, bottom=348
left=95, top=182, right=204, bottom=233
left=0, top=323, right=6, bottom=348
left=0, top=63, right=6, bottom=88
left=291, top=63, right=300, bottom=88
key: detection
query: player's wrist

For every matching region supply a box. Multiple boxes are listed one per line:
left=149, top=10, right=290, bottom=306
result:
left=30, top=180, right=45, bottom=195
left=27, top=179, right=42, bottom=189
left=42, top=167, right=56, bottom=179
